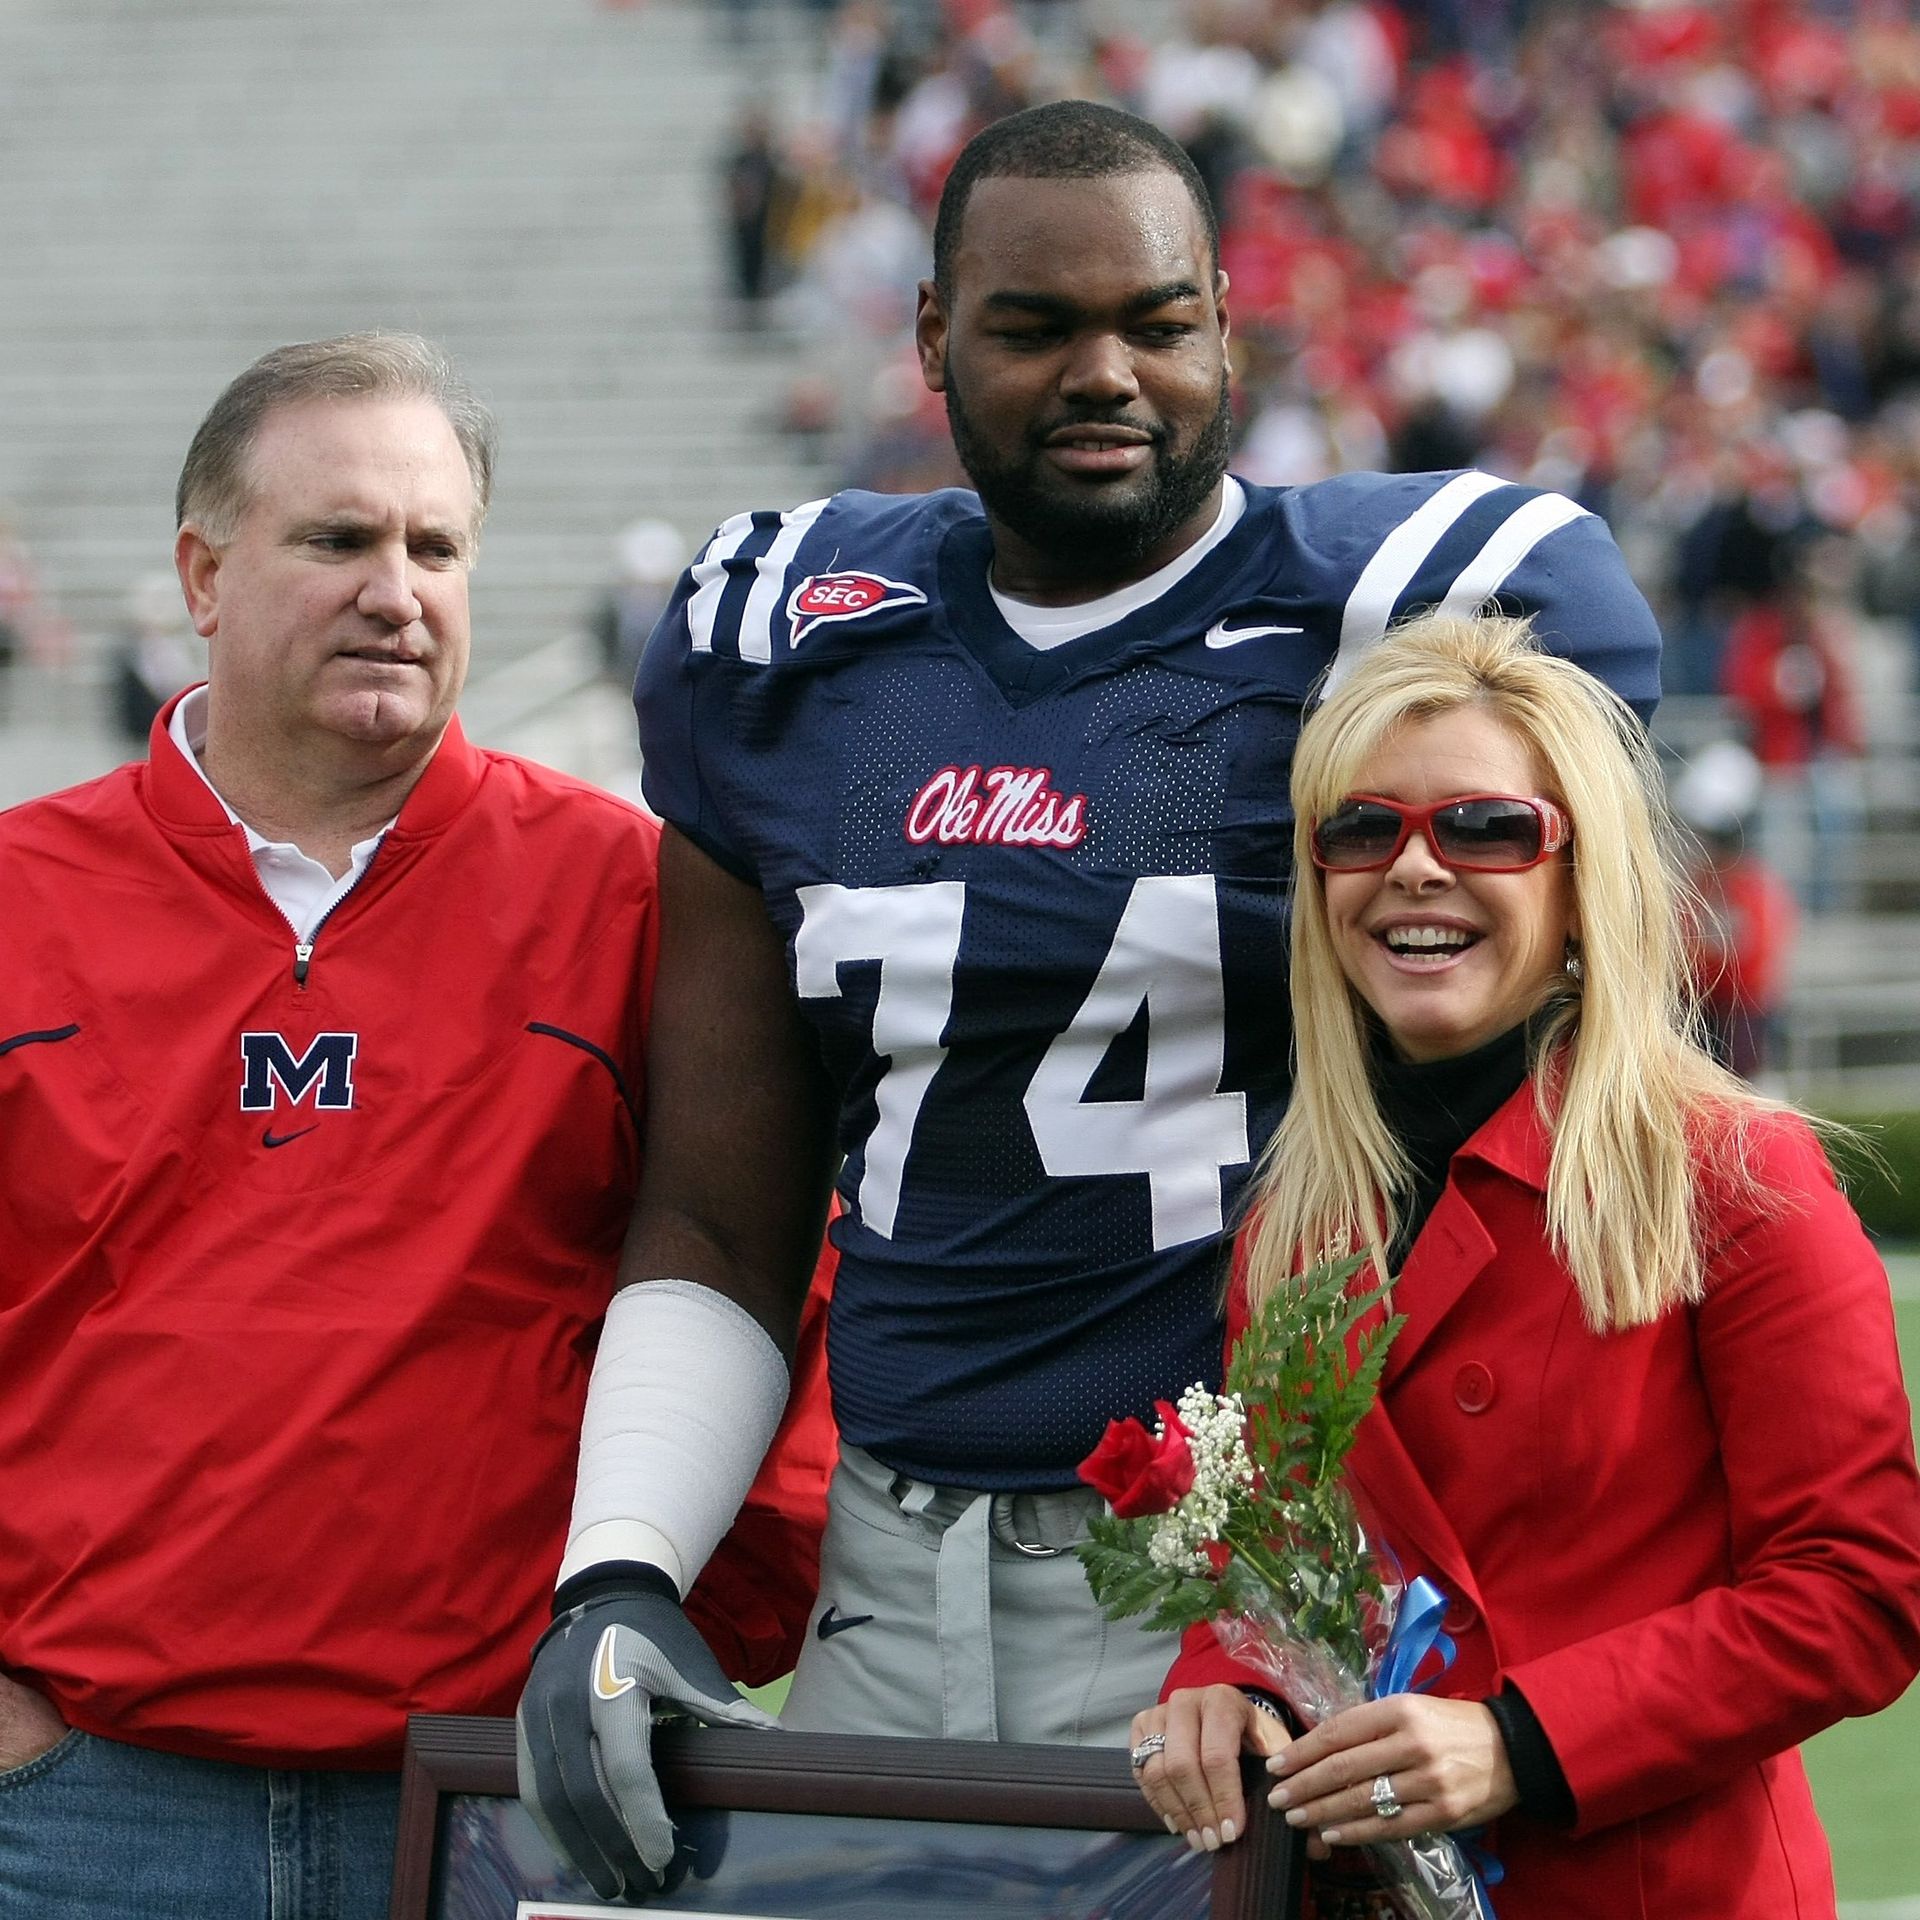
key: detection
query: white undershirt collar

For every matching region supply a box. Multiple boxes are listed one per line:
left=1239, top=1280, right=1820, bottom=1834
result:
left=168, top=686, right=392, bottom=944
left=989, top=476, right=1247, bottom=651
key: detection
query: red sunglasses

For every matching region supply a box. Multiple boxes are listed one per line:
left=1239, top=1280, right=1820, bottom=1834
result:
left=1311, top=793, right=1574, bottom=873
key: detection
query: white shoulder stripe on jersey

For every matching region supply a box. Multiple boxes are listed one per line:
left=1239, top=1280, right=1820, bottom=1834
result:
left=738, top=497, right=832, bottom=664
left=1434, top=491, right=1590, bottom=621
left=1332, top=470, right=1507, bottom=683
left=686, top=511, right=761, bottom=656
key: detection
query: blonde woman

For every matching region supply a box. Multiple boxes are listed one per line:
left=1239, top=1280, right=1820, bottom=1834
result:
left=1128, top=614, right=1920, bottom=1919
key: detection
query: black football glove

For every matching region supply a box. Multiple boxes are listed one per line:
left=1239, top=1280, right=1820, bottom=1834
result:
left=515, top=1561, right=779, bottom=1900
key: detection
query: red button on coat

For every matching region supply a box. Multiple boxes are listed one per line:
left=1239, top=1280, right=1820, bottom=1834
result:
left=1444, top=1598, right=1479, bottom=1633
left=1453, top=1362, right=1496, bottom=1413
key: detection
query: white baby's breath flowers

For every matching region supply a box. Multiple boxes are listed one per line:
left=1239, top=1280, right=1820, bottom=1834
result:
left=1147, top=1524, right=1211, bottom=1574
left=1144, top=1383, right=1255, bottom=1573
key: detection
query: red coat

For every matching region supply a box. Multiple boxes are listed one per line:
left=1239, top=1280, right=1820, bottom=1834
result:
left=1171, top=1088, right=1920, bottom=1919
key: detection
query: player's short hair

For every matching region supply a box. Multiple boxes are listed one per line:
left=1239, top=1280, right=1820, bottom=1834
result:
left=176, top=331, right=497, bottom=543
left=932, top=100, right=1220, bottom=296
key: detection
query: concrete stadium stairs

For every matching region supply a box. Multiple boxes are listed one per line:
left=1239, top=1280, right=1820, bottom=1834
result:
left=0, top=0, right=827, bottom=799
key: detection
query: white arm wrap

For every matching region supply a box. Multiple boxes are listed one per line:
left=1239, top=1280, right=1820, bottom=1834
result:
left=557, top=1277, right=791, bottom=1597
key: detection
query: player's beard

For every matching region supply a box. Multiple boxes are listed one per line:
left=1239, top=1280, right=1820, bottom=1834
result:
left=943, top=367, right=1234, bottom=580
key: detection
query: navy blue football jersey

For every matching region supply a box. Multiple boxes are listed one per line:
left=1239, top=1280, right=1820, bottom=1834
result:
left=637, top=470, right=1661, bottom=1489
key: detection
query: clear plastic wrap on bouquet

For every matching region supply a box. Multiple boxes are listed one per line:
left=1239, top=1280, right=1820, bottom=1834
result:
left=1213, top=1575, right=1498, bottom=1920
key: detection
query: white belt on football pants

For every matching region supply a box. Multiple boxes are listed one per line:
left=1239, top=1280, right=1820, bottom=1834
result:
left=890, top=1471, right=1085, bottom=1742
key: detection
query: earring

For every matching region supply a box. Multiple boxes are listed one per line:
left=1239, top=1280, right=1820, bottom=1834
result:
left=1564, top=938, right=1584, bottom=981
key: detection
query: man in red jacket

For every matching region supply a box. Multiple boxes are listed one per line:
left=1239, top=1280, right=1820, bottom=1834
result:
left=0, top=333, right=832, bottom=1920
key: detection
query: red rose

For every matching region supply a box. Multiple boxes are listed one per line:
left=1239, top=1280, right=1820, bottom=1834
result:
left=1078, top=1400, right=1196, bottom=1517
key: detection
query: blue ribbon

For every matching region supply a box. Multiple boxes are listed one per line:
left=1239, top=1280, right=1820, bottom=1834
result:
left=1370, top=1574, right=1504, bottom=1917
left=1460, top=1831, right=1506, bottom=1890
left=1374, top=1573, right=1454, bottom=1699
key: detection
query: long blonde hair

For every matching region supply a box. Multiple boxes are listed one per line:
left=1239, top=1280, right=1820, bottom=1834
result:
left=1245, top=612, right=1777, bottom=1333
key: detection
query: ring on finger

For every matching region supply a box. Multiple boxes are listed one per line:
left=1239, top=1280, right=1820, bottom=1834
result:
left=1130, top=1733, right=1168, bottom=1771
left=1370, top=1773, right=1404, bottom=1819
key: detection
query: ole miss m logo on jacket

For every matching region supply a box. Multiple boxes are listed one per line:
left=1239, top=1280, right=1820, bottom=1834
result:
left=239, top=1032, right=358, bottom=1111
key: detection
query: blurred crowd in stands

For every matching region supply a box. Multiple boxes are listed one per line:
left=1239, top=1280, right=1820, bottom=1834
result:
left=700, top=0, right=1920, bottom=956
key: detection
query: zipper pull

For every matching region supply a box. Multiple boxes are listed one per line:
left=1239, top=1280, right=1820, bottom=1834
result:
left=294, top=942, right=314, bottom=987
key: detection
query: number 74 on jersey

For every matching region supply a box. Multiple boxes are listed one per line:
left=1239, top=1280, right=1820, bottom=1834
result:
left=793, top=874, right=1251, bottom=1253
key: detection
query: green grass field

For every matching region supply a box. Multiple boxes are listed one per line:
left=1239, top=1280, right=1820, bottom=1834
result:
left=1804, top=1263, right=1920, bottom=1911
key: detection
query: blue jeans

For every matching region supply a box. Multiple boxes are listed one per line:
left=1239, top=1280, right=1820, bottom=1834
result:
left=0, top=1729, right=399, bottom=1920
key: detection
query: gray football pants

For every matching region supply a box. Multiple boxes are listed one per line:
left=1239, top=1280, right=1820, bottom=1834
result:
left=781, top=1442, right=1172, bottom=1744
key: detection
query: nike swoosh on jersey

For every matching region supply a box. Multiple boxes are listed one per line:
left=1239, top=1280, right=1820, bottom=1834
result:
left=1204, top=619, right=1304, bottom=648
left=260, top=1124, right=319, bottom=1149
left=592, top=1624, right=638, bottom=1700
left=815, top=1606, right=876, bottom=1640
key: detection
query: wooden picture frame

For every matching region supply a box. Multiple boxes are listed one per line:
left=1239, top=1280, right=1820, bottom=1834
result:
left=389, top=1714, right=1303, bottom=1920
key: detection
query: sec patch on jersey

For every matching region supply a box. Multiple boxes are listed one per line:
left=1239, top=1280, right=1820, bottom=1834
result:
left=787, top=570, right=928, bottom=646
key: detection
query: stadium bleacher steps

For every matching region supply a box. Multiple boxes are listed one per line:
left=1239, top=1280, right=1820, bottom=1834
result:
left=0, top=0, right=829, bottom=681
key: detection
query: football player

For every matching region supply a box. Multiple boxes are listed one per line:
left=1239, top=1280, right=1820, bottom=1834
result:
left=517, top=100, right=1662, bottom=1900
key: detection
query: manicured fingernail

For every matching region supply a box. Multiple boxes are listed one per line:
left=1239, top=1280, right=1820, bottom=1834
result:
left=1185, top=1830, right=1202, bottom=1852
left=1269, top=1783, right=1290, bottom=1806
left=1202, top=1827, right=1219, bottom=1851
left=1284, top=1808, right=1306, bottom=1827
left=1321, top=1828, right=1342, bottom=1845
left=1164, top=1814, right=1181, bottom=1836
left=1221, top=1818, right=1238, bottom=1844
left=1266, top=1755, right=1290, bottom=1774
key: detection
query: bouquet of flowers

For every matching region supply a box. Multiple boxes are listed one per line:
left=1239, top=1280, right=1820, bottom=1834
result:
left=1076, top=1253, right=1497, bottom=1920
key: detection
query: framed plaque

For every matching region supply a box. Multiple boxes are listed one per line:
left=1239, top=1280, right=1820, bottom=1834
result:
left=389, top=1715, right=1303, bottom=1920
